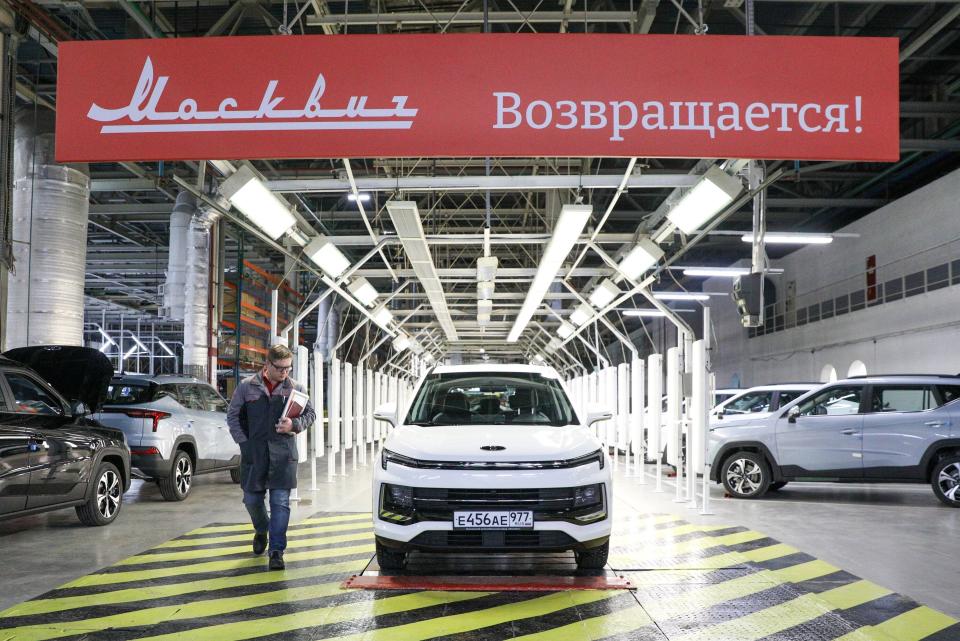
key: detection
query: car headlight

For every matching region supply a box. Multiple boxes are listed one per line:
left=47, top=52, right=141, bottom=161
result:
left=569, top=448, right=605, bottom=469
left=381, top=448, right=418, bottom=470
left=573, top=484, right=603, bottom=508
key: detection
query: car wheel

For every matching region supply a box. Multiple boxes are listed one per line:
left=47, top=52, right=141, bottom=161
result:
left=230, top=467, right=242, bottom=484
left=575, top=541, right=609, bottom=570
left=76, top=462, right=123, bottom=526
left=158, top=450, right=193, bottom=501
left=721, top=452, right=771, bottom=499
left=768, top=481, right=788, bottom=492
left=376, top=541, right=406, bottom=571
left=931, top=455, right=960, bottom=507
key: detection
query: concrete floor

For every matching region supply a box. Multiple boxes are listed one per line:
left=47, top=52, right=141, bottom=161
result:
left=1, top=452, right=957, bottom=620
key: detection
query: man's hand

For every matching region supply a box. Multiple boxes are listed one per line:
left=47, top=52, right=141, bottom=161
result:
left=276, top=417, right=294, bottom=434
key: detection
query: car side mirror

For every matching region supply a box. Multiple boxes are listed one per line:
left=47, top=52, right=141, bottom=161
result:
left=70, top=400, right=90, bottom=417
left=716, top=408, right=725, bottom=419
left=787, top=406, right=801, bottom=423
left=585, top=403, right=613, bottom=427
left=374, top=402, right=398, bottom=428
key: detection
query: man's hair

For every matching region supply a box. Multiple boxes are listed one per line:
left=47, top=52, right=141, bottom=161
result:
left=267, top=344, right=293, bottom=363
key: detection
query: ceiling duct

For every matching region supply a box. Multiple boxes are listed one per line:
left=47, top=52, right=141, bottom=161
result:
left=386, top=201, right=459, bottom=342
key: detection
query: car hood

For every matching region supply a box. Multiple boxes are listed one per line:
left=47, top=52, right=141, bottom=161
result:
left=3, top=346, right=114, bottom=412
left=387, top=424, right=600, bottom=462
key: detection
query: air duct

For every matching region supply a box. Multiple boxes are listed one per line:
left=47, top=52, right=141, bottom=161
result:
left=162, top=191, right=193, bottom=320
left=183, top=207, right=216, bottom=379
left=6, top=109, right=89, bottom=348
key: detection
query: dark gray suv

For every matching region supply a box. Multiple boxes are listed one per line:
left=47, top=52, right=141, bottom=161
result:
left=708, top=375, right=960, bottom=506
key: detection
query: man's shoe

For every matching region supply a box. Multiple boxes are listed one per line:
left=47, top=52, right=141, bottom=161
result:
left=252, top=532, right=268, bottom=556
left=268, top=551, right=285, bottom=570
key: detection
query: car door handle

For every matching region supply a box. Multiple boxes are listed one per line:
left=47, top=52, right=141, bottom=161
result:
left=925, top=421, right=947, bottom=427
left=841, top=429, right=858, bottom=435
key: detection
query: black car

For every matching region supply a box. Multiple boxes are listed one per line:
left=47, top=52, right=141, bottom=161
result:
left=0, top=346, right=131, bottom=526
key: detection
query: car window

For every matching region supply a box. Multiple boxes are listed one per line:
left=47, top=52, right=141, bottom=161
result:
left=797, top=386, right=863, bottom=416
left=406, top=372, right=576, bottom=426
left=870, top=386, right=937, bottom=413
left=4, top=372, right=63, bottom=415
left=105, top=382, right=154, bottom=405
left=178, top=385, right=206, bottom=411
left=724, top=391, right=773, bottom=414
left=937, top=386, right=960, bottom=404
left=776, top=390, right=808, bottom=407
left=198, top=386, right=228, bottom=413
left=155, top=384, right=181, bottom=403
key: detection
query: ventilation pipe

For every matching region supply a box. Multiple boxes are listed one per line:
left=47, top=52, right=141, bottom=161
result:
left=183, top=206, right=217, bottom=379
left=162, top=191, right=193, bottom=320
left=6, top=109, right=89, bottom=348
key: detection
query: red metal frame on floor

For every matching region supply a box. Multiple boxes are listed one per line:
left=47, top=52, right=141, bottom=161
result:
left=341, top=574, right=634, bottom=592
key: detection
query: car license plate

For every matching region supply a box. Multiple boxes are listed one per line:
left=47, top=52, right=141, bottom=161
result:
left=453, top=510, right=534, bottom=529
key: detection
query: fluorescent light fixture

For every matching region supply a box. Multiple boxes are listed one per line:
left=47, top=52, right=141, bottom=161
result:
left=532, top=354, right=545, bottom=364
left=477, top=299, right=493, bottom=316
left=666, top=165, right=743, bottom=234
left=220, top=165, right=297, bottom=240
left=157, top=340, right=175, bottom=356
left=507, top=204, right=591, bottom=343
left=128, top=333, right=147, bottom=351
left=477, top=281, right=494, bottom=299
left=122, top=345, right=139, bottom=359
left=546, top=337, right=562, bottom=353
left=347, top=193, right=371, bottom=202
left=392, top=334, right=411, bottom=352
left=653, top=291, right=710, bottom=301
left=588, top=278, right=620, bottom=308
left=569, top=302, right=593, bottom=327
left=372, top=305, right=394, bottom=329
left=304, top=235, right=351, bottom=278
left=741, top=232, right=833, bottom=245
left=557, top=321, right=575, bottom=339
left=619, top=237, right=664, bottom=280
left=347, top=277, right=378, bottom=307
left=683, top=267, right=751, bottom=278
left=99, top=343, right=111, bottom=353
left=623, top=309, right=667, bottom=317
left=97, top=327, right=116, bottom=347
left=479, top=348, right=485, bottom=354
left=477, top=256, right=499, bottom=281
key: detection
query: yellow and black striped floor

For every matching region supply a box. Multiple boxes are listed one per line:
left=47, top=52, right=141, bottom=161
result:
left=1, top=511, right=957, bottom=640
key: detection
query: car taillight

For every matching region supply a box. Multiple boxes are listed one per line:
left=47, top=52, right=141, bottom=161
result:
left=131, top=447, right=161, bottom=456
left=104, top=408, right=171, bottom=432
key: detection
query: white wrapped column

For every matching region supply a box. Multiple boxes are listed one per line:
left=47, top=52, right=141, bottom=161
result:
left=647, top=353, right=663, bottom=492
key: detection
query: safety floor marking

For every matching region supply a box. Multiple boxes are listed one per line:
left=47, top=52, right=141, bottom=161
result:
left=0, top=513, right=956, bottom=641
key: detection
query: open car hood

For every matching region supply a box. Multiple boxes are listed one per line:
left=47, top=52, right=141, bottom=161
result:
left=3, top=345, right=114, bottom=412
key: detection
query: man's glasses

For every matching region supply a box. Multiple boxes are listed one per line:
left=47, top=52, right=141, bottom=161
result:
left=270, top=362, right=293, bottom=373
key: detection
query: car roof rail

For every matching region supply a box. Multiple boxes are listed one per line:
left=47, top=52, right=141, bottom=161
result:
left=845, top=373, right=959, bottom=379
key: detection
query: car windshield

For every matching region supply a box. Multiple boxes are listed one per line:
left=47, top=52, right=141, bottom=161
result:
left=105, top=381, right=156, bottom=405
left=405, top=372, right=578, bottom=426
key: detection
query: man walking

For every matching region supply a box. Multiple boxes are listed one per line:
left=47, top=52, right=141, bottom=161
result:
left=227, top=344, right=316, bottom=570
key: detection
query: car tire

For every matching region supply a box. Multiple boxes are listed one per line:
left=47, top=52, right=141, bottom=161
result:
left=768, top=481, right=788, bottom=492
left=575, top=541, right=609, bottom=570
left=158, top=450, right=193, bottom=501
left=76, top=462, right=123, bottom=526
left=230, top=467, right=242, bottom=484
left=721, top=452, right=771, bottom=499
left=376, top=541, right=407, bottom=571
left=931, top=455, right=960, bottom=507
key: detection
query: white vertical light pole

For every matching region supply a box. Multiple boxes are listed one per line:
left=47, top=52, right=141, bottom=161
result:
left=701, top=306, right=714, bottom=515
left=691, top=339, right=708, bottom=512
left=329, top=357, right=341, bottom=480
left=648, top=353, right=663, bottom=492
left=366, top=368, right=375, bottom=464
left=667, top=346, right=685, bottom=503
left=310, top=345, right=326, bottom=488
left=617, top=362, right=629, bottom=473
left=356, top=367, right=365, bottom=466
left=632, top=358, right=645, bottom=482
left=344, top=362, right=355, bottom=471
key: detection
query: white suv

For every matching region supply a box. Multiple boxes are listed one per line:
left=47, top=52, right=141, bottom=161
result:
left=96, top=375, right=241, bottom=501
left=372, top=364, right=613, bottom=571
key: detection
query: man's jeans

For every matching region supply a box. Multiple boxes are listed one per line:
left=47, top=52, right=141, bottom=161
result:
left=243, top=489, right=291, bottom=553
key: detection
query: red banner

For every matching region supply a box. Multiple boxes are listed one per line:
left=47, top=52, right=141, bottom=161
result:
left=56, top=34, right=899, bottom=163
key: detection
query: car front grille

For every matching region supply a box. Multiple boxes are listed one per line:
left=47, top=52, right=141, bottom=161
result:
left=413, top=487, right=577, bottom=512
left=410, top=530, right=576, bottom=550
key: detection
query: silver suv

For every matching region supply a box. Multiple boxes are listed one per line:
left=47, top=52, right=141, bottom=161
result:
left=95, top=375, right=240, bottom=501
left=708, top=375, right=960, bottom=507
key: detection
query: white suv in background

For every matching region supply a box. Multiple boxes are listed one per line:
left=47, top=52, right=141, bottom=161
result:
left=95, top=375, right=241, bottom=501
left=711, top=383, right=821, bottom=425
left=372, top=364, right=613, bottom=572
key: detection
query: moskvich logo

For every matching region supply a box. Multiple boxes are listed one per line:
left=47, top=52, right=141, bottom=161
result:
left=86, top=57, right=419, bottom=134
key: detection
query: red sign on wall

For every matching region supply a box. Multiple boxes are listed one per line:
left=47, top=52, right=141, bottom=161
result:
left=56, top=34, right=899, bottom=163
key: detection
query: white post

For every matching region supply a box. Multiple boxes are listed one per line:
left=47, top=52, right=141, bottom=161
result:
left=701, top=307, right=714, bottom=515
left=632, top=358, right=645, bottom=482
left=617, top=362, right=629, bottom=474
left=344, top=362, right=355, bottom=471
left=356, top=367, right=365, bottom=466
left=329, top=357, right=341, bottom=480
left=690, top=339, right=708, bottom=511
left=647, top=353, right=663, bottom=492
left=366, top=368, right=375, bottom=464
left=311, top=346, right=327, bottom=488
left=667, top=346, right=685, bottom=503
